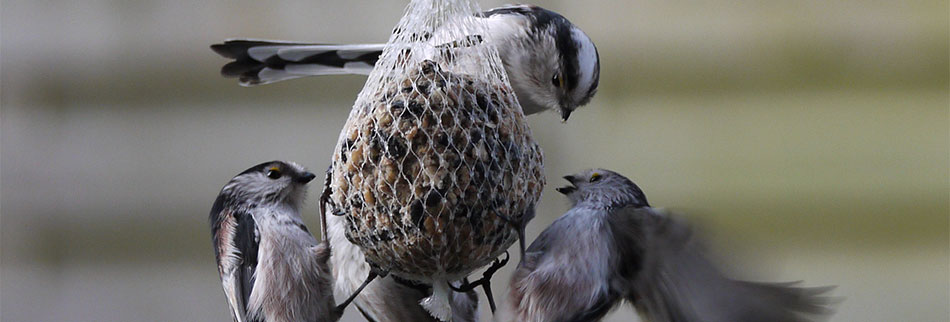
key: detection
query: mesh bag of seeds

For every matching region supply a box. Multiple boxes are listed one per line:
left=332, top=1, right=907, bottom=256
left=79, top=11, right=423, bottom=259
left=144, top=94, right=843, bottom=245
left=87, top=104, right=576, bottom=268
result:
left=326, top=0, right=544, bottom=319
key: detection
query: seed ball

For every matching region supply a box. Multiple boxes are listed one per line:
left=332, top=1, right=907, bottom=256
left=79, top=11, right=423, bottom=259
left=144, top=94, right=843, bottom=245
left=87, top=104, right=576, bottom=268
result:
left=329, top=60, right=544, bottom=279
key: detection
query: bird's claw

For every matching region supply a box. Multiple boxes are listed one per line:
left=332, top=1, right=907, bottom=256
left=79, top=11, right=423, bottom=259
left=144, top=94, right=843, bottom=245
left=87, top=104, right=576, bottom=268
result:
left=318, top=166, right=333, bottom=241
left=335, top=265, right=388, bottom=314
left=485, top=251, right=509, bottom=275
left=447, top=251, right=510, bottom=312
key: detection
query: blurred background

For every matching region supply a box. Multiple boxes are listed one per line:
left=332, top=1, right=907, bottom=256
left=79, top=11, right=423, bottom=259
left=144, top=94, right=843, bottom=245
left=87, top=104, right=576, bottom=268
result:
left=2, top=0, right=947, bottom=321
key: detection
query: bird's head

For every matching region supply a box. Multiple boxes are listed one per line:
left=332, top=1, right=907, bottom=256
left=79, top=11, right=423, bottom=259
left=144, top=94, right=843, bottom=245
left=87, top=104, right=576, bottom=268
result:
left=556, top=169, right=649, bottom=208
left=220, top=160, right=317, bottom=210
left=549, top=24, right=599, bottom=122
left=500, top=6, right=600, bottom=122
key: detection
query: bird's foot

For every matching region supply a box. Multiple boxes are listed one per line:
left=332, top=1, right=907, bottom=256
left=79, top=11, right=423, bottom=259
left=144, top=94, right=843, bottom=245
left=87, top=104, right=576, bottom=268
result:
left=447, top=251, right=509, bottom=312
left=494, top=212, right=529, bottom=260
left=319, top=166, right=333, bottom=240
left=334, top=266, right=388, bottom=314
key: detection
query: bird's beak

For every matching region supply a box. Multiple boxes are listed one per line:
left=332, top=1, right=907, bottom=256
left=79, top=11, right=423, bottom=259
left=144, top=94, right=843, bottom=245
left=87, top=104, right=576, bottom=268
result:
left=556, top=175, right=578, bottom=195
left=296, top=172, right=317, bottom=184
left=555, top=186, right=576, bottom=194
left=559, top=107, right=573, bottom=123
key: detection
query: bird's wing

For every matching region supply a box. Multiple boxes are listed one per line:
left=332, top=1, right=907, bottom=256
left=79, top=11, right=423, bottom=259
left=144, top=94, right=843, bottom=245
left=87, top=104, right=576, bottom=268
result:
left=608, top=207, right=834, bottom=322
left=211, top=40, right=384, bottom=86
left=210, top=196, right=262, bottom=322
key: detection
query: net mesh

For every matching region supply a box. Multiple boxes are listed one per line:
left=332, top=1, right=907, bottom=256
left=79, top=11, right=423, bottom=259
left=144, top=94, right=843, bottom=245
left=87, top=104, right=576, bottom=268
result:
left=328, top=0, right=544, bottom=286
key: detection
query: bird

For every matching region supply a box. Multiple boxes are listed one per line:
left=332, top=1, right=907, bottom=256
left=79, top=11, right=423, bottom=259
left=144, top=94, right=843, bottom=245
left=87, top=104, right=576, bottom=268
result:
left=324, top=213, right=480, bottom=322
left=209, top=160, right=342, bottom=322
left=501, top=169, right=835, bottom=322
left=210, top=4, right=600, bottom=122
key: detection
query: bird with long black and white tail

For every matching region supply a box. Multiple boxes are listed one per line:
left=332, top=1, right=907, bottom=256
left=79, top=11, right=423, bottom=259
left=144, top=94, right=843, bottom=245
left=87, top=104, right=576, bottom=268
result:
left=211, top=4, right=599, bottom=122
left=314, top=0, right=549, bottom=320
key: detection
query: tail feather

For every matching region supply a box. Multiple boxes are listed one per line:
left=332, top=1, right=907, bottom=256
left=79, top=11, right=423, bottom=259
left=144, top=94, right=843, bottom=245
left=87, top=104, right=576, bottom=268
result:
left=210, top=39, right=384, bottom=86
left=211, top=39, right=313, bottom=59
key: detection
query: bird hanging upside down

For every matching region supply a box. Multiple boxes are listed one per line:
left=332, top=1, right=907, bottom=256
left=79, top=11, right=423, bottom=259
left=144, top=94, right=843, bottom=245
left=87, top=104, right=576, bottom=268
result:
left=211, top=5, right=600, bottom=122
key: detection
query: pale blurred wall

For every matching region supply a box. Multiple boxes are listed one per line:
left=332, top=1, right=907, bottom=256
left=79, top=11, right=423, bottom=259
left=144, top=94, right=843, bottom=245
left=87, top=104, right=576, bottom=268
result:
left=1, top=1, right=947, bottom=321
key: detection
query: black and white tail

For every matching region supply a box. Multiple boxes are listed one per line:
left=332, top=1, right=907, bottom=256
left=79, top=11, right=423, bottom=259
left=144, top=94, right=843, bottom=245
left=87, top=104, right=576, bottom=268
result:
left=210, top=39, right=385, bottom=86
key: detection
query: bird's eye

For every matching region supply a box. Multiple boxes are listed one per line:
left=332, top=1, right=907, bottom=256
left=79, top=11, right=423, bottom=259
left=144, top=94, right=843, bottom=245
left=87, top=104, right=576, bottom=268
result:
left=266, top=168, right=282, bottom=179
left=551, top=73, right=562, bottom=88
left=590, top=173, right=602, bottom=182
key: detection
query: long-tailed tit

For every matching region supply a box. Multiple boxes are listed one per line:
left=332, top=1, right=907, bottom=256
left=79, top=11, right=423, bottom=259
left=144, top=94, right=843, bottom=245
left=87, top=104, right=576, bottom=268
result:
left=503, top=169, right=834, bottom=322
left=209, top=161, right=341, bottom=322
left=211, top=5, right=599, bottom=122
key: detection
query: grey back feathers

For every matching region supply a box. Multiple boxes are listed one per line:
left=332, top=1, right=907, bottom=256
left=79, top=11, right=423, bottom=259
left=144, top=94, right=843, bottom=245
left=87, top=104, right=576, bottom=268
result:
left=504, top=169, right=833, bottom=322
left=209, top=161, right=337, bottom=322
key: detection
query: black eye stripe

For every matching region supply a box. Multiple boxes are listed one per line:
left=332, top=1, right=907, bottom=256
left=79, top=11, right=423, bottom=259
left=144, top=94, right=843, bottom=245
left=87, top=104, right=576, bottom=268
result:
left=489, top=6, right=580, bottom=91
left=555, top=26, right=579, bottom=91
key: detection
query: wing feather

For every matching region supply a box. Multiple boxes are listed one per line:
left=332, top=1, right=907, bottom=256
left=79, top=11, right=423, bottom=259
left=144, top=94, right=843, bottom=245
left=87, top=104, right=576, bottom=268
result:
left=210, top=196, right=261, bottom=322
left=608, top=207, right=834, bottom=322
